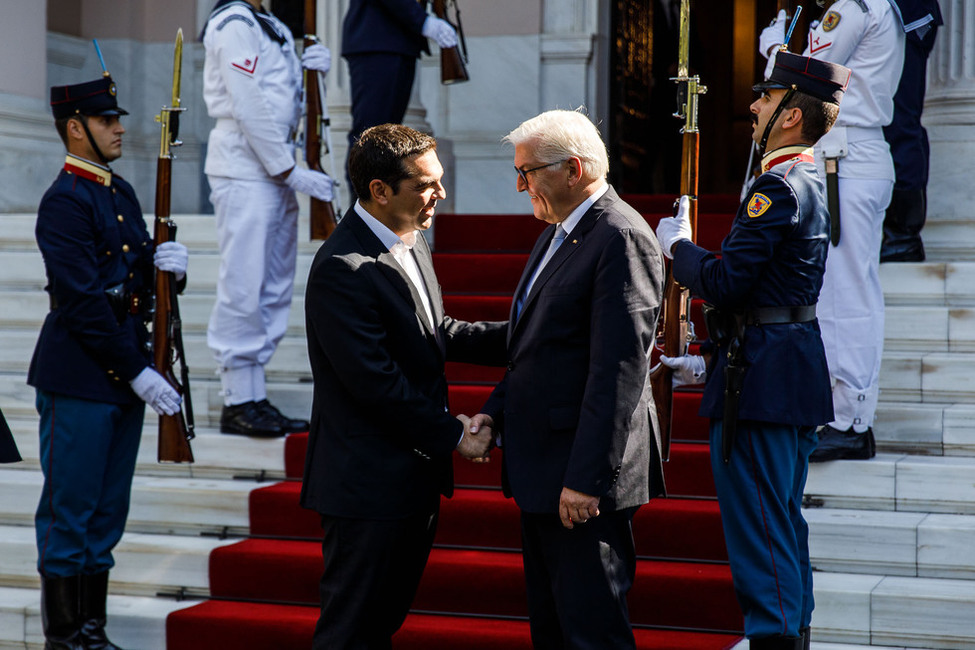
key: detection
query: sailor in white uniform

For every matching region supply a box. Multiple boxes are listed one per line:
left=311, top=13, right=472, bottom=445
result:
left=761, top=0, right=905, bottom=461
left=202, top=0, right=333, bottom=436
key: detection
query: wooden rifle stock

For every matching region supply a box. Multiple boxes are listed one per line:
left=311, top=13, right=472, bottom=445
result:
left=649, top=0, right=703, bottom=462
left=432, top=0, right=469, bottom=84
left=305, top=0, right=337, bottom=240
left=153, top=30, right=194, bottom=463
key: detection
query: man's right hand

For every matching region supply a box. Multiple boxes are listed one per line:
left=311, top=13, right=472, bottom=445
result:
left=456, top=414, right=493, bottom=462
left=129, top=367, right=181, bottom=416
left=284, top=166, right=334, bottom=202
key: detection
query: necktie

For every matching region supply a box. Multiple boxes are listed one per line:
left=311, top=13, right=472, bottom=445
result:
left=516, top=224, right=566, bottom=319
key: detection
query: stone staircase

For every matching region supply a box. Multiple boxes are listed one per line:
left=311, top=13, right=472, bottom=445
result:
left=0, top=212, right=972, bottom=649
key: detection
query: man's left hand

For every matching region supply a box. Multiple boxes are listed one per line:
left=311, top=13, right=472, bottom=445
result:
left=302, top=43, right=331, bottom=74
left=559, top=487, right=600, bottom=529
left=655, top=195, right=693, bottom=259
left=154, top=241, right=188, bottom=281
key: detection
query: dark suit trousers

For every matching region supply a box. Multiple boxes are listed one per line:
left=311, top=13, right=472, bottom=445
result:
left=313, top=506, right=439, bottom=650
left=521, top=508, right=638, bottom=650
left=344, top=52, right=417, bottom=200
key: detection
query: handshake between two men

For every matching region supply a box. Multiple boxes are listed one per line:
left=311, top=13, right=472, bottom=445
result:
left=454, top=413, right=495, bottom=463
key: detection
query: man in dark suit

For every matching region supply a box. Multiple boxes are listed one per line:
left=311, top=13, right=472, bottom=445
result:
left=301, top=123, right=506, bottom=649
left=342, top=0, right=459, bottom=201
left=469, top=109, right=665, bottom=649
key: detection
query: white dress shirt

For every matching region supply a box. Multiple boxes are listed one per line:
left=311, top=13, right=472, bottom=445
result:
left=355, top=201, right=436, bottom=332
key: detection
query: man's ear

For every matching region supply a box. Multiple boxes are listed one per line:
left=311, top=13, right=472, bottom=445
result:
left=565, top=156, right=583, bottom=188
left=781, top=107, right=803, bottom=132
left=368, top=179, right=388, bottom=205
left=66, top=117, right=86, bottom=143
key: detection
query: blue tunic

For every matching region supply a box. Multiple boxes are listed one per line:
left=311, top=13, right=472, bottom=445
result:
left=673, top=149, right=833, bottom=427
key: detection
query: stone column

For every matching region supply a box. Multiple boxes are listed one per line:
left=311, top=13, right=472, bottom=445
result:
left=921, top=1, right=975, bottom=259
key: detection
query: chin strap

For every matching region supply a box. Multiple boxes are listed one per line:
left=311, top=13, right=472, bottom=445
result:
left=76, top=115, right=110, bottom=165
left=758, top=86, right=797, bottom=158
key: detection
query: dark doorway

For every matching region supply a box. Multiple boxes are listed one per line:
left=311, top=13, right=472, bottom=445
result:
left=608, top=0, right=812, bottom=196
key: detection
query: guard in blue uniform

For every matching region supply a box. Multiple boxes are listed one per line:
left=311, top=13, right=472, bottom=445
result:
left=656, top=52, right=850, bottom=650
left=29, top=75, right=188, bottom=650
left=881, top=0, right=943, bottom=262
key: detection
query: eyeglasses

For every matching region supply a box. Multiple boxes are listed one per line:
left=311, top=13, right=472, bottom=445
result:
left=514, top=159, right=567, bottom=184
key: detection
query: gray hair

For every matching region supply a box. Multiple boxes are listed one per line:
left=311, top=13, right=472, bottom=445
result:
left=503, top=109, right=609, bottom=180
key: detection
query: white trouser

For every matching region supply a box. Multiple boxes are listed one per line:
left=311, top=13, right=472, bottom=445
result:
left=206, top=176, right=299, bottom=406
left=818, top=176, right=893, bottom=431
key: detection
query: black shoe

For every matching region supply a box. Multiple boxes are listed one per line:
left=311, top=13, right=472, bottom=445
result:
left=220, top=401, right=286, bottom=437
left=256, top=399, right=309, bottom=433
left=809, top=425, right=875, bottom=462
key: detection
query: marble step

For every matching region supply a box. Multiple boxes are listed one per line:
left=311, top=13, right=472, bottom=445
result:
left=880, top=261, right=975, bottom=307
left=880, top=349, right=975, bottom=404
left=0, top=524, right=231, bottom=598
left=804, top=453, right=975, bottom=514
left=0, top=248, right=317, bottom=296
left=0, top=288, right=308, bottom=335
left=805, top=508, right=975, bottom=580
left=0, top=467, right=256, bottom=537
left=812, top=571, right=975, bottom=648
left=5, top=416, right=290, bottom=481
left=0, top=370, right=313, bottom=427
left=0, top=213, right=324, bottom=256
left=0, top=329, right=311, bottom=381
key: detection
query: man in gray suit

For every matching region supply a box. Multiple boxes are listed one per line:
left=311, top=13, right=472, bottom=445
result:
left=470, top=109, right=666, bottom=649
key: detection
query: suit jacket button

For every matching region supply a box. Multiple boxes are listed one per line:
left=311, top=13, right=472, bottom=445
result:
left=506, top=362, right=515, bottom=371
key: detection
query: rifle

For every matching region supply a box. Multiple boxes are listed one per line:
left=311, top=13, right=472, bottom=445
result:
left=432, top=0, right=469, bottom=84
left=153, top=29, right=195, bottom=464
left=649, top=0, right=705, bottom=462
left=304, top=0, right=339, bottom=240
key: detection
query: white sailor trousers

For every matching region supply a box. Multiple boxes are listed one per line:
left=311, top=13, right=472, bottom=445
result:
left=206, top=175, right=298, bottom=403
left=817, top=170, right=892, bottom=431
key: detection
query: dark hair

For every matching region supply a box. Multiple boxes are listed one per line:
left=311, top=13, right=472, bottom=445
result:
left=785, top=92, right=839, bottom=144
left=348, top=124, right=437, bottom=200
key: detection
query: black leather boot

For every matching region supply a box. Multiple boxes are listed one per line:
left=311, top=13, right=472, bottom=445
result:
left=81, top=571, right=124, bottom=650
left=41, top=575, right=86, bottom=650
left=799, top=627, right=811, bottom=650
left=256, top=399, right=309, bottom=433
left=750, top=634, right=804, bottom=650
left=881, top=188, right=926, bottom=262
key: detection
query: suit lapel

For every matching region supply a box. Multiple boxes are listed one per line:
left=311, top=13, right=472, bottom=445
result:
left=347, top=213, right=442, bottom=354
left=413, top=235, right=447, bottom=357
left=508, top=187, right=619, bottom=344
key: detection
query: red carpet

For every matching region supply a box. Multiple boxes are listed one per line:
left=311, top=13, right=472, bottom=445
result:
left=167, top=196, right=743, bottom=649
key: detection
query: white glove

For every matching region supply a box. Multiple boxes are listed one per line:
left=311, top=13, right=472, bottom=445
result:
left=129, top=367, right=181, bottom=416
left=660, top=354, right=707, bottom=387
left=422, top=16, right=459, bottom=49
left=285, top=167, right=334, bottom=202
left=302, top=43, right=331, bottom=74
left=655, top=195, right=693, bottom=260
left=153, top=241, right=188, bottom=281
left=760, top=9, right=787, bottom=58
